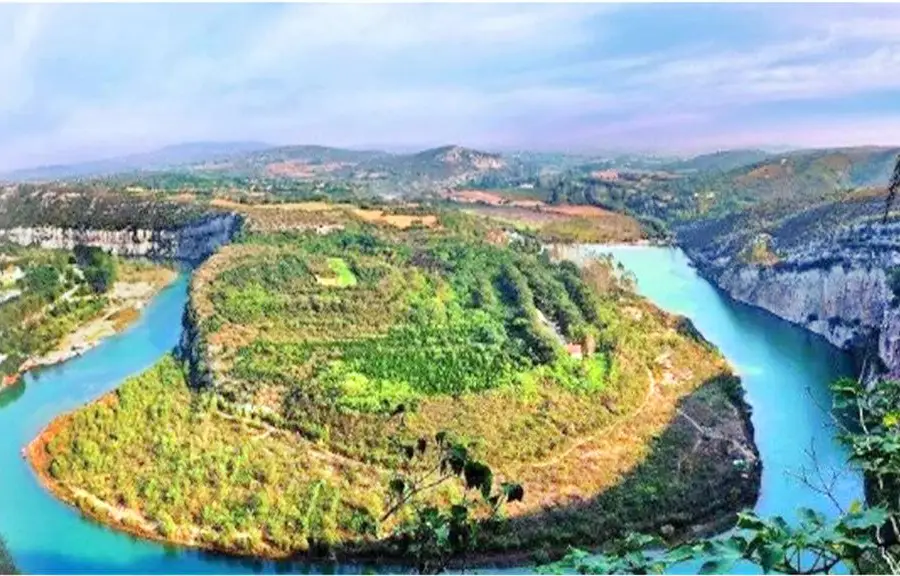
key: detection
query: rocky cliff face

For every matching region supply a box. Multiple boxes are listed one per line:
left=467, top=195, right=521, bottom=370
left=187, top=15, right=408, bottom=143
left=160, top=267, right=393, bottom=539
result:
left=679, top=195, right=900, bottom=378
left=0, top=213, right=242, bottom=264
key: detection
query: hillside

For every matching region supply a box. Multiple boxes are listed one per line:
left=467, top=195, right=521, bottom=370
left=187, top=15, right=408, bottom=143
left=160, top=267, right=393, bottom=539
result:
left=1, top=142, right=270, bottom=183
left=684, top=146, right=900, bottom=212
left=661, top=149, right=771, bottom=174
left=675, top=184, right=900, bottom=381
left=522, top=146, right=900, bottom=227
left=26, top=205, right=758, bottom=563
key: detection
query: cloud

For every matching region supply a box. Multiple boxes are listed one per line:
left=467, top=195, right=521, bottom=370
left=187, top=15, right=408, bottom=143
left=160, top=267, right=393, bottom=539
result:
left=0, top=5, right=46, bottom=113
left=1, top=3, right=900, bottom=170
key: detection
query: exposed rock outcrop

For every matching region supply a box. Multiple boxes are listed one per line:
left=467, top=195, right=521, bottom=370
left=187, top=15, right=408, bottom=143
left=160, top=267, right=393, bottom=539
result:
left=678, top=195, right=900, bottom=378
left=0, top=213, right=242, bottom=265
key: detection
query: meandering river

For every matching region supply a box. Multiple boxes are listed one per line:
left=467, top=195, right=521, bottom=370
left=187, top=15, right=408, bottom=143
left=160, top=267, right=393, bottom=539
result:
left=0, top=247, right=863, bottom=573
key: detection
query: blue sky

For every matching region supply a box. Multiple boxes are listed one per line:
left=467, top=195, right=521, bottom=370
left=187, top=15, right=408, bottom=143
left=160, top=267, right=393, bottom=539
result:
left=2, top=3, right=900, bottom=170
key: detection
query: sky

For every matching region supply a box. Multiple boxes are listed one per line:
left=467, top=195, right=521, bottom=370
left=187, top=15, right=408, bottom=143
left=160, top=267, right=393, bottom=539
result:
left=2, top=3, right=900, bottom=171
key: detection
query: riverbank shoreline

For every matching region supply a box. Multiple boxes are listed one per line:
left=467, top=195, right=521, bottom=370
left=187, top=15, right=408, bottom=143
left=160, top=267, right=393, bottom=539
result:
left=24, top=373, right=761, bottom=570
left=2, top=267, right=178, bottom=390
left=25, top=312, right=761, bottom=571
left=20, top=239, right=761, bottom=570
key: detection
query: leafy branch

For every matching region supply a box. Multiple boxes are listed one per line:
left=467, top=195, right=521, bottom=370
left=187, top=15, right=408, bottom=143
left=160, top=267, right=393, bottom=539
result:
left=382, top=431, right=524, bottom=574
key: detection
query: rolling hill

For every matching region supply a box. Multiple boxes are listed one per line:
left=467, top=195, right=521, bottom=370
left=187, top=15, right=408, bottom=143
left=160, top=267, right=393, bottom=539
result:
left=662, top=149, right=772, bottom=174
left=1, top=141, right=271, bottom=183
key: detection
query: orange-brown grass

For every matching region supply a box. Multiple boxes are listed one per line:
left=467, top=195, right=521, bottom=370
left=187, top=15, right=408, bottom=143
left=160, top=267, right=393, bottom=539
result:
left=461, top=201, right=644, bottom=244
left=29, top=289, right=732, bottom=560
left=467, top=205, right=644, bottom=244
left=350, top=208, right=438, bottom=229
left=29, top=224, right=749, bottom=562
left=443, top=189, right=508, bottom=205
left=108, top=307, right=140, bottom=332
left=118, top=259, right=178, bottom=286
left=27, top=358, right=395, bottom=558
left=264, top=161, right=351, bottom=179
left=207, top=199, right=438, bottom=232
left=736, top=162, right=792, bottom=185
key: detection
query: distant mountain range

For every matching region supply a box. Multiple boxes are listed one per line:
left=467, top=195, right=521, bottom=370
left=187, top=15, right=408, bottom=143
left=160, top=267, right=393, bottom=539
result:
left=0, top=142, right=507, bottom=183
left=1, top=141, right=272, bottom=182
left=3, top=142, right=898, bottom=212
left=661, top=149, right=772, bottom=173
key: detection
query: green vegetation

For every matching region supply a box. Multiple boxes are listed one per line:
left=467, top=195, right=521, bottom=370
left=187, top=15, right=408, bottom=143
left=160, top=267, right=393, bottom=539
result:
left=74, top=245, right=118, bottom=293
left=0, top=246, right=110, bottom=377
left=0, top=244, right=170, bottom=379
left=541, top=374, right=900, bottom=575
left=0, top=536, right=16, bottom=574
left=0, top=186, right=216, bottom=230
left=502, top=147, right=900, bottom=235
left=544, top=505, right=888, bottom=575
left=318, top=257, right=357, bottom=287
left=34, top=210, right=752, bottom=564
left=43, top=357, right=378, bottom=555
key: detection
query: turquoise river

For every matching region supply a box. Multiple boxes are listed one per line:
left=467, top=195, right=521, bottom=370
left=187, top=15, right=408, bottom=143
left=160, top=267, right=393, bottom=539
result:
left=0, top=246, right=863, bottom=573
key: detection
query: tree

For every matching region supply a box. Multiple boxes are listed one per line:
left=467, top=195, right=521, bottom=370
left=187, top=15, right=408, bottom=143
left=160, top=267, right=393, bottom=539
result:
left=22, top=264, right=61, bottom=299
left=74, top=245, right=118, bottom=294
left=0, top=536, right=18, bottom=574
left=883, top=154, right=900, bottom=224
left=383, top=431, right=524, bottom=574
left=541, top=506, right=888, bottom=575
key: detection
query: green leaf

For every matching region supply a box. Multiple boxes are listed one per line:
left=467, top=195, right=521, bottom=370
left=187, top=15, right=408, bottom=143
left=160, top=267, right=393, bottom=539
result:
left=736, top=512, right=768, bottom=532
left=843, top=507, right=889, bottom=530
left=463, top=461, right=493, bottom=498
left=389, top=478, right=405, bottom=495
left=663, top=545, right=697, bottom=564
left=443, top=444, right=468, bottom=475
left=699, top=558, right=736, bottom=574
left=757, top=543, right=782, bottom=574
left=799, top=507, right=825, bottom=528
left=501, top=482, right=525, bottom=503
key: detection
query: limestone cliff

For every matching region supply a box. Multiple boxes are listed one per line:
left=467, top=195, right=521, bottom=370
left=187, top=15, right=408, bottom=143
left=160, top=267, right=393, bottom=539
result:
left=678, top=194, right=900, bottom=377
left=0, top=213, right=242, bottom=264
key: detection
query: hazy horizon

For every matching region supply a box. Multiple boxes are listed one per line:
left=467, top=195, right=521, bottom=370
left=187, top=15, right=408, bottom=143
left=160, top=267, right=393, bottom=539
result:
left=3, top=3, right=900, bottom=172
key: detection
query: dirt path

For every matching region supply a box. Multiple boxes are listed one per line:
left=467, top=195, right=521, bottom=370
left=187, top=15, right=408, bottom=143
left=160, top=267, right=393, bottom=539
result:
left=214, top=409, right=391, bottom=475
left=528, top=369, right=658, bottom=470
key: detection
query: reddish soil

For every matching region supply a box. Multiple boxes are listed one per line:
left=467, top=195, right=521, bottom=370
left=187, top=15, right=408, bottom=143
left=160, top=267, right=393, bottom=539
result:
left=542, top=204, right=621, bottom=218
left=442, top=189, right=507, bottom=205
left=264, top=161, right=350, bottom=179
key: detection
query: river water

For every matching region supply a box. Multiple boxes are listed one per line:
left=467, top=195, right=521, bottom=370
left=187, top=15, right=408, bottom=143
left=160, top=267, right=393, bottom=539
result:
left=0, top=247, right=863, bottom=573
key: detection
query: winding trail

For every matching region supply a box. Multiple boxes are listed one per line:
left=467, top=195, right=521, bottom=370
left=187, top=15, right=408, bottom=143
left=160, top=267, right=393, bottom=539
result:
left=528, top=369, right=657, bottom=470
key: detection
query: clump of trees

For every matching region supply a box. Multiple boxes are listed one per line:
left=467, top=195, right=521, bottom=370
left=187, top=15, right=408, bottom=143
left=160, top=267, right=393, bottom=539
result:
left=384, top=431, right=524, bottom=574
left=0, top=536, right=17, bottom=574
left=73, top=245, right=117, bottom=293
left=0, top=247, right=112, bottom=377
left=882, top=154, right=900, bottom=223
